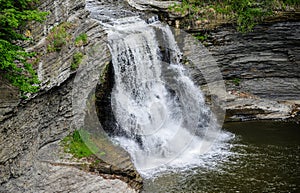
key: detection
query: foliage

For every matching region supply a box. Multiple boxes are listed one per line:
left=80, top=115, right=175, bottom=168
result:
left=71, top=52, right=84, bottom=70
left=0, top=0, right=48, bottom=93
left=282, top=0, right=300, bottom=5
left=169, top=0, right=299, bottom=33
left=61, top=129, right=106, bottom=159
left=75, top=33, right=88, bottom=47
left=0, top=0, right=48, bottom=41
left=0, top=40, right=40, bottom=93
left=232, top=77, right=241, bottom=86
left=47, top=22, right=72, bottom=52
left=61, top=130, right=94, bottom=158
left=229, top=0, right=273, bottom=32
left=194, top=33, right=208, bottom=41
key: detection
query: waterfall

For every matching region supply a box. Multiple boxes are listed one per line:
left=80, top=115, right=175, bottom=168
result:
left=105, top=17, right=222, bottom=174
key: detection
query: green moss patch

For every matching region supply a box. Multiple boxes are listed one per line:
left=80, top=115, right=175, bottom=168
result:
left=61, top=129, right=97, bottom=158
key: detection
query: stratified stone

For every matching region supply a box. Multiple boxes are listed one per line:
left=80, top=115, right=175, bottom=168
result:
left=0, top=0, right=141, bottom=192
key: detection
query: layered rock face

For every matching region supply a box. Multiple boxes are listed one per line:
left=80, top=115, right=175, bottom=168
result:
left=0, top=78, right=19, bottom=123
left=186, top=20, right=300, bottom=121
left=207, top=21, right=300, bottom=121
left=0, top=0, right=141, bottom=192
left=207, top=21, right=300, bottom=99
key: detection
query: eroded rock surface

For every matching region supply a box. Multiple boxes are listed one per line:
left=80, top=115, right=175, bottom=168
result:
left=207, top=21, right=300, bottom=121
left=1, top=139, right=136, bottom=193
left=0, top=0, right=141, bottom=192
left=125, top=0, right=179, bottom=12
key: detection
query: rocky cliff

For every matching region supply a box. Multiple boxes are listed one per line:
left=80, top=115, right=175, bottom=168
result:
left=185, top=20, right=300, bottom=121
left=0, top=0, right=141, bottom=192
left=206, top=21, right=300, bottom=121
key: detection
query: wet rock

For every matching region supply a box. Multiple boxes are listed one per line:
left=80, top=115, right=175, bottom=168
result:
left=207, top=22, right=300, bottom=87
left=240, top=78, right=300, bottom=100
left=225, top=94, right=293, bottom=121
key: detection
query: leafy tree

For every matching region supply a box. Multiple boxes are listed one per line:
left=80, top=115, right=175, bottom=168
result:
left=0, top=0, right=47, bottom=93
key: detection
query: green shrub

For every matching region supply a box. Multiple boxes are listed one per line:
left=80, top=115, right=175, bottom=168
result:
left=75, top=33, right=88, bottom=47
left=0, top=0, right=48, bottom=93
left=195, top=33, right=208, bottom=41
left=229, top=0, right=272, bottom=33
left=46, top=22, right=72, bottom=52
left=71, top=52, right=84, bottom=70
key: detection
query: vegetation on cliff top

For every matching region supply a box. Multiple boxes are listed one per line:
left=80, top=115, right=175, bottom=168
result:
left=0, top=0, right=47, bottom=93
left=169, top=0, right=300, bottom=32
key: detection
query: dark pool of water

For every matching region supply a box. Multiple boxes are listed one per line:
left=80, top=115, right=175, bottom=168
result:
left=143, top=121, right=300, bottom=193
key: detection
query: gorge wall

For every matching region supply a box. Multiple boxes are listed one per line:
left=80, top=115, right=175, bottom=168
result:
left=208, top=21, right=299, bottom=100
left=0, top=0, right=141, bottom=192
left=198, top=20, right=300, bottom=121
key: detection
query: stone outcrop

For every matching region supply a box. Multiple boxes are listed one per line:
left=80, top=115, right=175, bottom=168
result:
left=180, top=20, right=297, bottom=122
left=0, top=0, right=141, bottom=192
left=206, top=21, right=300, bottom=121
left=175, top=18, right=300, bottom=121
left=1, top=138, right=137, bottom=193
left=0, top=78, right=19, bottom=123
left=125, top=0, right=179, bottom=12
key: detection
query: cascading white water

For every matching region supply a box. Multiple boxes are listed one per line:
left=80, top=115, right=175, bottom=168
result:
left=106, top=18, right=222, bottom=175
